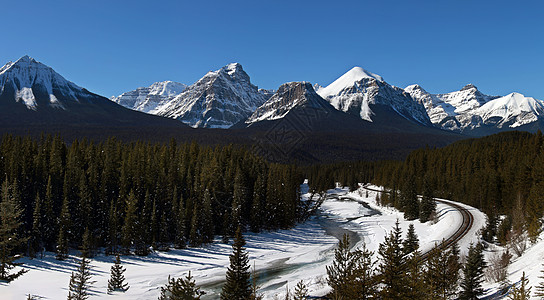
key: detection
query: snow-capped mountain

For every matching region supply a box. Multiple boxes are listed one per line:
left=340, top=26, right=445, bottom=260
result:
left=404, top=84, right=544, bottom=132
left=476, top=92, right=544, bottom=128
left=246, top=82, right=333, bottom=124
left=0, top=55, right=91, bottom=110
left=111, top=81, right=187, bottom=113
left=0, top=55, right=183, bottom=128
left=317, top=67, right=432, bottom=126
left=152, top=63, right=268, bottom=128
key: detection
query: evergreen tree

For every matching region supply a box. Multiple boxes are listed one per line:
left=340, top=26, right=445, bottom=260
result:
left=292, top=280, right=309, bottom=300
left=121, top=191, right=138, bottom=254
left=400, top=177, right=419, bottom=220
left=424, top=242, right=461, bottom=299
left=419, top=181, right=436, bottom=223
left=377, top=220, right=407, bottom=299
left=43, top=176, right=56, bottom=250
left=81, top=227, right=94, bottom=258
left=189, top=202, right=202, bottom=247
left=107, top=254, right=129, bottom=293
left=402, top=223, right=419, bottom=254
left=405, top=250, right=426, bottom=300
left=0, top=180, right=28, bottom=282
left=56, top=195, right=71, bottom=260
left=67, top=256, right=94, bottom=300
left=249, top=263, right=263, bottom=300
left=220, top=226, right=251, bottom=300
left=326, top=234, right=361, bottom=299
left=158, top=272, right=205, bottom=300
left=508, top=271, right=531, bottom=300
left=174, top=195, right=187, bottom=249
left=459, top=243, right=486, bottom=300
left=30, top=192, right=44, bottom=258
left=535, top=263, right=544, bottom=298
left=201, top=190, right=214, bottom=244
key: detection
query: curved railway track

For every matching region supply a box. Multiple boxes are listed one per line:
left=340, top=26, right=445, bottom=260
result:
left=361, top=186, right=474, bottom=259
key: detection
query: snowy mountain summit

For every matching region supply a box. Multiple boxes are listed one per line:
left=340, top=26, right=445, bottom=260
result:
left=246, top=81, right=333, bottom=124
left=317, top=67, right=431, bottom=126
left=404, top=84, right=544, bottom=132
left=111, top=81, right=187, bottom=113
left=0, top=55, right=89, bottom=110
left=151, top=63, right=269, bottom=128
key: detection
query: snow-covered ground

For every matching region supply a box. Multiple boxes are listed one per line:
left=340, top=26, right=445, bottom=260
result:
left=0, top=183, right=487, bottom=299
left=482, top=230, right=544, bottom=299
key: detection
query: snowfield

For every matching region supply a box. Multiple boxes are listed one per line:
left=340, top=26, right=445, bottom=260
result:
left=1, top=183, right=487, bottom=299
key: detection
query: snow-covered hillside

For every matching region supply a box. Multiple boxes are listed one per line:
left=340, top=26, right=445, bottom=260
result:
left=111, top=81, right=187, bottom=113
left=317, top=67, right=431, bottom=126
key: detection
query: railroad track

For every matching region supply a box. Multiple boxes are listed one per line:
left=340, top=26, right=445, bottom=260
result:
left=361, top=186, right=474, bottom=259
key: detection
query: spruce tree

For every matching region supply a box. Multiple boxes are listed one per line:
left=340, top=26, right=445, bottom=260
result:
left=424, top=242, right=461, bottom=299
left=107, top=254, right=129, bottom=293
left=30, top=192, right=44, bottom=258
left=459, top=243, right=486, bottom=300
left=158, top=272, right=205, bottom=300
left=377, top=220, right=407, bottom=299
left=508, top=271, right=531, bottom=300
left=535, top=263, right=544, bottom=298
left=403, top=223, right=419, bottom=254
left=67, top=256, right=94, bottom=300
left=220, top=226, right=251, bottom=300
left=174, top=195, right=187, bottom=249
left=0, top=180, right=28, bottom=282
left=326, top=234, right=361, bottom=299
left=400, top=177, right=419, bottom=220
left=56, top=195, right=71, bottom=260
left=249, top=263, right=263, bottom=300
left=201, top=190, right=214, bottom=244
left=405, top=250, right=426, bottom=300
left=121, top=191, right=138, bottom=254
left=419, top=182, right=436, bottom=223
left=81, top=227, right=94, bottom=258
left=292, top=280, right=309, bottom=300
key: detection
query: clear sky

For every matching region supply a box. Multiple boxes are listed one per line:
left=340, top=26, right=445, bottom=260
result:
left=1, top=0, right=543, bottom=98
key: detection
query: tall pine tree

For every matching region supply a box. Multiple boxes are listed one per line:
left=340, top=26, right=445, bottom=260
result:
left=107, top=254, right=129, bottom=293
left=0, top=180, right=28, bottom=282
left=459, top=243, right=486, bottom=300
left=220, top=226, right=251, bottom=300
left=67, top=256, right=94, bottom=300
left=377, top=220, right=407, bottom=299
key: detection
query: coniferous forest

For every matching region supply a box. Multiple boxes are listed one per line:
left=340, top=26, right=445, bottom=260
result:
left=0, top=134, right=303, bottom=258
left=311, top=131, right=544, bottom=245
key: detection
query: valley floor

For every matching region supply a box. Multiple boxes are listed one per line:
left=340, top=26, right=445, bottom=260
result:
left=1, top=183, right=488, bottom=299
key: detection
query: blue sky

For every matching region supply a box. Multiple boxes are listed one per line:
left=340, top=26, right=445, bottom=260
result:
left=2, top=0, right=543, bottom=98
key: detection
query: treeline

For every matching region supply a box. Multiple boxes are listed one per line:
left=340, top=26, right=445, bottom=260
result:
left=0, top=134, right=304, bottom=260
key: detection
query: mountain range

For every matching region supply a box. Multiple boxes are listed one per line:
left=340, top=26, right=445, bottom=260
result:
left=112, top=62, right=544, bottom=136
left=2, top=55, right=542, bottom=162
